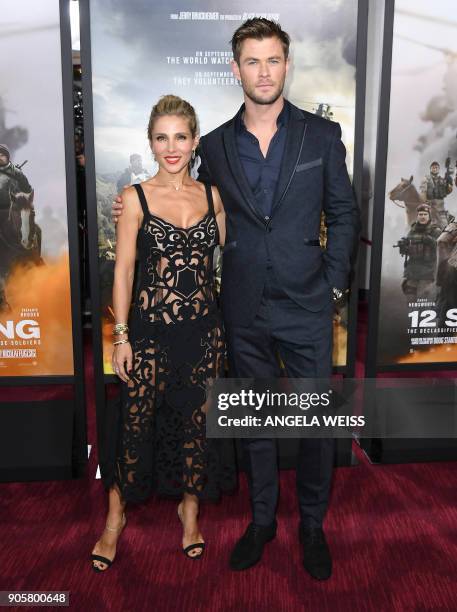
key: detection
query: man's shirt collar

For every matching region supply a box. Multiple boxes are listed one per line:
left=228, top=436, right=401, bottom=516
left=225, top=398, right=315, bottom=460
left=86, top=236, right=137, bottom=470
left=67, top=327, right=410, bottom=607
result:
left=236, top=99, right=289, bottom=134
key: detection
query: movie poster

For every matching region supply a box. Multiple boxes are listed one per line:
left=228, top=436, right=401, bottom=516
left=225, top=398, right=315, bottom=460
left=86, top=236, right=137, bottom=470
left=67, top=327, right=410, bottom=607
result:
left=0, top=1, right=74, bottom=376
left=87, top=0, right=359, bottom=373
left=376, top=0, right=457, bottom=366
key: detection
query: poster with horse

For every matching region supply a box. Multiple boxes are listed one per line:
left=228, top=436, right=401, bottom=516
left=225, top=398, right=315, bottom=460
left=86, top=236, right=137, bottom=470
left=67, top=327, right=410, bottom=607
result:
left=0, top=0, right=74, bottom=376
left=375, top=0, right=457, bottom=366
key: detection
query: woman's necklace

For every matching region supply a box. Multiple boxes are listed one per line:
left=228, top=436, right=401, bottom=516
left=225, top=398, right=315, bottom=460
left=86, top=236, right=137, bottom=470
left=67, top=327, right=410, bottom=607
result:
left=156, top=178, right=189, bottom=191
left=169, top=180, right=182, bottom=191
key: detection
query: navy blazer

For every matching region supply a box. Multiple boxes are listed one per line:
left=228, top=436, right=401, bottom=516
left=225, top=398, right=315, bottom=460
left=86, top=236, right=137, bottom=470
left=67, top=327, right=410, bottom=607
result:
left=197, top=99, right=360, bottom=327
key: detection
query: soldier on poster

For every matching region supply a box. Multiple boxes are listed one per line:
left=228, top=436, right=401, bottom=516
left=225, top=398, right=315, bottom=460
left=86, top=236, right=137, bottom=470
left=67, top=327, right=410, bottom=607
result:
left=116, top=153, right=151, bottom=193
left=0, top=143, right=41, bottom=311
left=396, top=203, right=441, bottom=301
left=419, top=159, right=454, bottom=229
left=0, top=1, right=75, bottom=376
left=0, top=144, right=33, bottom=205
left=372, top=3, right=457, bottom=366
left=436, top=219, right=457, bottom=325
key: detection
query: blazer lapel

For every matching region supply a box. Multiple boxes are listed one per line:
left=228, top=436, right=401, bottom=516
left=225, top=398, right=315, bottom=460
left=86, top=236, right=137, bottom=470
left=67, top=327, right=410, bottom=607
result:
left=272, top=102, right=307, bottom=213
left=222, top=111, right=266, bottom=223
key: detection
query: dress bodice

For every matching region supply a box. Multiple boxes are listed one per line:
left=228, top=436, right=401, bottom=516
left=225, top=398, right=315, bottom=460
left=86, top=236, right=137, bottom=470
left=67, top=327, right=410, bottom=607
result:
left=133, top=183, right=219, bottom=325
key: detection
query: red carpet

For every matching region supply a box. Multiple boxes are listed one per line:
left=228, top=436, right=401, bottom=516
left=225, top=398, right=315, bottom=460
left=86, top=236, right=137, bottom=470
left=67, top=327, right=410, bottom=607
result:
left=1, top=442, right=457, bottom=611
left=1, top=312, right=457, bottom=610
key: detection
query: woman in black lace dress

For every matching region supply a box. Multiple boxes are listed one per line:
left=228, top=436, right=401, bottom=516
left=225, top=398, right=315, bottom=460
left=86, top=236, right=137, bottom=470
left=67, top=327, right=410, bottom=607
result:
left=91, top=95, right=236, bottom=571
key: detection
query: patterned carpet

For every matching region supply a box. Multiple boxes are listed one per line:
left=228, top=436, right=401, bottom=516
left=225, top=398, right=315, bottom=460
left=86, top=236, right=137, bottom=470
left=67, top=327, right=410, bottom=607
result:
left=1, top=440, right=457, bottom=611
left=1, top=309, right=457, bottom=610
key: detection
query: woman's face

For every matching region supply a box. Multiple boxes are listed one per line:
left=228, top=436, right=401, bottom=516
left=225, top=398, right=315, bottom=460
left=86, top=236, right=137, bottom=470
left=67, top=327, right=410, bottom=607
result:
left=150, top=114, right=198, bottom=174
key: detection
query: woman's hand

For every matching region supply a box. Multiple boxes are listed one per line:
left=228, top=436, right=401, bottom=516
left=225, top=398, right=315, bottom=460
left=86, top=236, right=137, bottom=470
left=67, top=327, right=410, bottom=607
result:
left=112, top=342, right=133, bottom=382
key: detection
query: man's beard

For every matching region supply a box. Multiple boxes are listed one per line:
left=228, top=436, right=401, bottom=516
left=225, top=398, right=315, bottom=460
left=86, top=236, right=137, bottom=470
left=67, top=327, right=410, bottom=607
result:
left=242, top=80, right=285, bottom=106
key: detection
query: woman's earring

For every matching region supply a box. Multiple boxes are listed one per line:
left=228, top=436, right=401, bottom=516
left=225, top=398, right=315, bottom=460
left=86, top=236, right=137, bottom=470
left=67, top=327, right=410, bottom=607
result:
left=191, top=149, right=196, bottom=162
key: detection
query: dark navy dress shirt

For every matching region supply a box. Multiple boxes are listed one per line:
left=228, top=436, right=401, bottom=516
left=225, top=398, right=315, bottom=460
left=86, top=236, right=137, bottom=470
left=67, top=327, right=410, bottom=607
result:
left=235, top=102, right=289, bottom=218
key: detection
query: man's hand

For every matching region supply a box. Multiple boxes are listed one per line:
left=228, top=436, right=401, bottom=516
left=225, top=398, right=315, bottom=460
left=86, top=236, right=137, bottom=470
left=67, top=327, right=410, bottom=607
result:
left=112, top=186, right=128, bottom=224
left=332, top=287, right=348, bottom=307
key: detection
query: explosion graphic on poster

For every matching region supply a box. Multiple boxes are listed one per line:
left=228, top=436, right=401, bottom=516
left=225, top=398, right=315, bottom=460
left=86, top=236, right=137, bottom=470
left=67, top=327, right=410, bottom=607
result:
left=0, top=1, right=74, bottom=376
left=0, top=257, right=73, bottom=375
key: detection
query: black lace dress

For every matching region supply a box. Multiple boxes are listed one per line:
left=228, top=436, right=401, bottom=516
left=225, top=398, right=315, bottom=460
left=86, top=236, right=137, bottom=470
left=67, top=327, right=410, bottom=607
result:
left=108, top=182, right=236, bottom=504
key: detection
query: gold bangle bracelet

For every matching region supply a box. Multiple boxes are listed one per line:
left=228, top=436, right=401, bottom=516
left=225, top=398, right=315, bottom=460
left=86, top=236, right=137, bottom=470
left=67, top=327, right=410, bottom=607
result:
left=113, top=323, right=129, bottom=333
left=113, top=339, right=130, bottom=346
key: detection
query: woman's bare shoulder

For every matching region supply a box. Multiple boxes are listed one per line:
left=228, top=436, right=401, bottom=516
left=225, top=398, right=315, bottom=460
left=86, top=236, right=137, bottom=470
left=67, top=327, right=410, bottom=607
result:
left=120, top=185, right=142, bottom=215
left=121, top=184, right=138, bottom=198
left=189, top=178, right=207, bottom=193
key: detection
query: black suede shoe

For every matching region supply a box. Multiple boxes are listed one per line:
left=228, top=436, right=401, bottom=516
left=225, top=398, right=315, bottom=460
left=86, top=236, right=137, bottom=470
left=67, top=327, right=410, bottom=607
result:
left=299, top=525, right=332, bottom=580
left=229, top=521, right=277, bottom=571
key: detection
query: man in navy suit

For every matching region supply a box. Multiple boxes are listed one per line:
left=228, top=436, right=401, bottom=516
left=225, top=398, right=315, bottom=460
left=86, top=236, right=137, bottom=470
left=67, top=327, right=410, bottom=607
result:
left=197, top=18, right=359, bottom=579
left=113, top=18, right=359, bottom=579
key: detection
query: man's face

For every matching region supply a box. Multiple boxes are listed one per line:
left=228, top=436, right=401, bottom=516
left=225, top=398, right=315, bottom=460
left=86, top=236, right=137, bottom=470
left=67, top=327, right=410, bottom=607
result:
left=130, top=156, right=142, bottom=174
left=0, top=152, right=9, bottom=167
left=430, top=164, right=440, bottom=176
left=231, top=36, right=289, bottom=106
left=417, top=211, right=430, bottom=225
